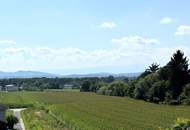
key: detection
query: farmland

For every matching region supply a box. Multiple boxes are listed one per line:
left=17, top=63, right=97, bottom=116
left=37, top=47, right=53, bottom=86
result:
left=0, top=91, right=190, bottom=130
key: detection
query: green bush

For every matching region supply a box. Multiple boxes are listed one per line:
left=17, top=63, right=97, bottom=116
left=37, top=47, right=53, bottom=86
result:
left=181, top=98, right=190, bottom=105
left=147, top=80, right=169, bottom=103
left=180, top=84, right=190, bottom=99
left=159, top=118, right=190, bottom=130
left=97, top=86, right=109, bottom=95
left=173, top=118, right=190, bottom=130
left=108, top=81, right=128, bottom=97
left=134, top=79, right=150, bottom=99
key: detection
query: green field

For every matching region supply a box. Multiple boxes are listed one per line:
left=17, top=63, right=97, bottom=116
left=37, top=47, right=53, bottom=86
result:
left=0, top=91, right=190, bottom=130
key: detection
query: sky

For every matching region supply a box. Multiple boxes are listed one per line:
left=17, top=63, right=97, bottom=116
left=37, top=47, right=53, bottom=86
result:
left=0, top=0, right=190, bottom=74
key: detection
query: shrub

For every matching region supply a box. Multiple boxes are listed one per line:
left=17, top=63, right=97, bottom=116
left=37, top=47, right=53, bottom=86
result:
left=159, top=118, right=190, bottom=130
left=174, top=118, right=190, bottom=130
left=108, top=81, right=128, bottom=97
left=179, top=84, right=190, bottom=105
left=80, top=81, right=91, bottom=92
left=181, top=99, right=190, bottom=105
left=134, top=73, right=160, bottom=100
left=134, top=79, right=150, bottom=99
left=97, top=86, right=109, bottom=95
left=181, top=84, right=190, bottom=98
left=147, top=80, right=169, bottom=103
left=166, top=100, right=181, bottom=105
left=95, top=82, right=108, bottom=92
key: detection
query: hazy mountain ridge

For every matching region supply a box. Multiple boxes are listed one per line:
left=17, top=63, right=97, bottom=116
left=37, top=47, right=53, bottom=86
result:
left=0, top=71, right=141, bottom=79
left=0, top=71, right=59, bottom=78
left=64, top=72, right=141, bottom=78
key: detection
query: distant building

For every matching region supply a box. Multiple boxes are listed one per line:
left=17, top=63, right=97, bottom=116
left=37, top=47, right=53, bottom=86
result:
left=64, top=84, right=73, bottom=89
left=5, top=84, right=18, bottom=91
left=0, top=86, right=2, bottom=91
left=0, top=105, right=7, bottom=130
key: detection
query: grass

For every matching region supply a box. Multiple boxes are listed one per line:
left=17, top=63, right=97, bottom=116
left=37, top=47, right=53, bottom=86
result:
left=0, top=92, right=35, bottom=108
left=6, top=109, right=14, bottom=117
left=21, top=107, right=69, bottom=130
left=0, top=91, right=190, bottom=130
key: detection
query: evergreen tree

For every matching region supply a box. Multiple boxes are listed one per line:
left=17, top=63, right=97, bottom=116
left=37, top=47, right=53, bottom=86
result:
left=139, top=63, right=160, bottom=78
left=146, top=63, right=160, bottom=73
left=167, top=50, right=190, bottom=99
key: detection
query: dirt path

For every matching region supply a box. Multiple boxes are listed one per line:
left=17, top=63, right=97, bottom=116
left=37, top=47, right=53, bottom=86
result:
left=10, top=108, right=26, bottom=130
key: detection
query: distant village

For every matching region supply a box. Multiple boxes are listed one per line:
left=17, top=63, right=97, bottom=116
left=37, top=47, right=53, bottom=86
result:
left=0, top=84, right=21, bottom=92
left=0, top=84, right=75, bottom=92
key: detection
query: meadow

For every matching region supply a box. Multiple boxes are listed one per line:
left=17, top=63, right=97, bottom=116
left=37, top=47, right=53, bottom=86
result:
left=0, top=91, right=190, bottom=130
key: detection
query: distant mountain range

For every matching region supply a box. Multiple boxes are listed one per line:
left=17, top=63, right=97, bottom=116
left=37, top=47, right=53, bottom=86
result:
left=0, top=71, right=59, bottom=79
left=0, top=71, right=141, bottom=79
left=64, top=72, right=141, bottom=78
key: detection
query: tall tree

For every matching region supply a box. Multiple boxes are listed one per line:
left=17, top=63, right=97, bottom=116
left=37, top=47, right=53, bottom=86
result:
left=139, top=63, right=159, bottom=78
left=167, top=50, right=190, bottom=99
left=146, top=63, right=160, bottom=73
left=80, top=80, right=91, bottom=92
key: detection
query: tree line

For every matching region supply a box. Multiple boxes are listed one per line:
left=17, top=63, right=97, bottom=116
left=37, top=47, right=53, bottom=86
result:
left=0, top=76, right=117, bottom=91
left=80, top=50, right=190, bottom=105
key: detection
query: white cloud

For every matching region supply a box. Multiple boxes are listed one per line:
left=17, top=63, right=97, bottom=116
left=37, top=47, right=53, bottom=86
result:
left=0, top=36, right=188, bottom=72
left=175, top=25, right=190, bottom=35
left=160, top=17, right=172, bottom=24
left=0, top=40, right=16, bottom=45
left=99, top=21, right=117, bottom=29
left=112, top=36, right=158, bottom=46
left=5, top=48, right=27, bottom=54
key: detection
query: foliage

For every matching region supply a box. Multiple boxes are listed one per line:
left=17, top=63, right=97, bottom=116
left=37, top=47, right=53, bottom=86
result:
left=132, top=50, right=190, bottom=104
left=147, top=80, right=169, bottom=103
left=21, top=108, right=68, bottom=130
left=180, top=84, right=190, bottom=99
left=96, top=81, right=129, bottom=97
left=167, top=50, right=190, bottom=99
left=96, top=83, right=110, bottom=95
left=78, top=50, right=190, bottom=105
left=104, top=75, right=115, bottom=83
left=159, top=118, right=190, bottom=130
left=146, top=62, right=160, bottom=73
left=134, top=79, right=151, bottom=99
left=180, top=84, right=190, bottom=105
left=139, top=62, right=159, bottom=79
left=174, top=118, right=190, bottom=130
left=0, top=76, right=115, bottom=91
left=134, top=73, right=158, bottom=100
left=108, top=81, right=128, bottom=96
left=80, top=80, right=91, bottom=92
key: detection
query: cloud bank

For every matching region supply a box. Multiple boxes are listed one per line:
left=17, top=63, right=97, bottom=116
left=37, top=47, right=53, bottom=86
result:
left=0, top=40, right=16, bottom=45
left=0, top=36, right=188, bottom=72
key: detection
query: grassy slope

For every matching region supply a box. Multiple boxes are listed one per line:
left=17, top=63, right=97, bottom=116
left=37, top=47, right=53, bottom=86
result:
left=21, top=108, right=69, bottom=130
left=0, top=91, right=190, bottom=130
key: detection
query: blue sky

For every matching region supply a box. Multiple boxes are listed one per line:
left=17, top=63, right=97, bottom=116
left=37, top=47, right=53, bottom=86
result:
left=0, top=0, right=190, bottom=74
